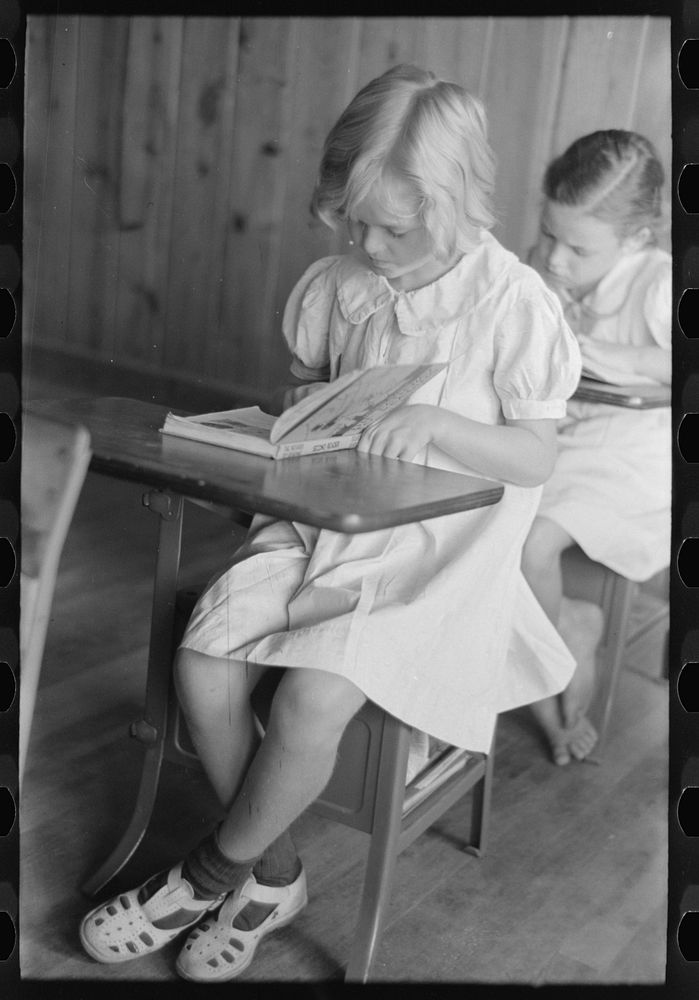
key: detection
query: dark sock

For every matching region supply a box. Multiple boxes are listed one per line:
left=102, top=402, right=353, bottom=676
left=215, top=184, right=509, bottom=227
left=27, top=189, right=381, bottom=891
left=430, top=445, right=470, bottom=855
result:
left=252, top=830, right=302, bottom=888
left=180, top=829, right=259, bottom=900
left=233, top=832, right=303, bottom=933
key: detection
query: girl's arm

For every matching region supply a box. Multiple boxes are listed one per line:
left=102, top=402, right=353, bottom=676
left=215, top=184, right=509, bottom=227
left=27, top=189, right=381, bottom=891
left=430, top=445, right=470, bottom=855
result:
left=580, top=338, right=671, bottom=385
left=357, top=405, right=558, bottom=487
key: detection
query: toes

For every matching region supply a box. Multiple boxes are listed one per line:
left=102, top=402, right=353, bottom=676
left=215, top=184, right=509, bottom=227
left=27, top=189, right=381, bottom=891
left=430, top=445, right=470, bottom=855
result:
left=569, top=732, right=598, bottom=761
left=566, top=715, right=598, bottom=761
left=569, top=739, right=596, bottom=761
left=570, top=739, right=597, bottom=760
left=551, top=741, right=571, bottom=766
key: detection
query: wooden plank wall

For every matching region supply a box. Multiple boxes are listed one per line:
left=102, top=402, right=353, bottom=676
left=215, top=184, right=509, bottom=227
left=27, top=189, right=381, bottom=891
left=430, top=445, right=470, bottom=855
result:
left=23, top=15, right=671, bottom=405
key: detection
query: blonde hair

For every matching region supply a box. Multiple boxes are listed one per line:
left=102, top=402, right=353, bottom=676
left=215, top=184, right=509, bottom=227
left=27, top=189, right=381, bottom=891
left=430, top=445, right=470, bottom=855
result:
left=543, top=130, right=665, bottom=242
left=311, top=64, right=496, bottom=261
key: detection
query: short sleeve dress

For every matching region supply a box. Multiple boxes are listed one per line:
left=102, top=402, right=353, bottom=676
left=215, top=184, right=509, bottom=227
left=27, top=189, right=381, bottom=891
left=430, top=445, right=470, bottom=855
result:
left=531, top=246, right=671, bottom=581
left=181, top=231, right=582, bottom=753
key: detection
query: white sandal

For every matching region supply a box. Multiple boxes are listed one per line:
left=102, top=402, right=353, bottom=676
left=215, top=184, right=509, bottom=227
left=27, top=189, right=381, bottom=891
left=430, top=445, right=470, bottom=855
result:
left=175, top=868, right=308, bottom=982
left=79, top=863, right=225, bottom=964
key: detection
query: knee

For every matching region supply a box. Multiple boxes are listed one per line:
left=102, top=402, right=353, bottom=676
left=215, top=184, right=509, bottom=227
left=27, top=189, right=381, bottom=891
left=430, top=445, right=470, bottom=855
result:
left=173, top=648, right=251, bottom=716
left=173, top=647, right=209, bottom=703
left=521, top=518, right=571, bottom=579
left=271, top=669, right=366, bottom=750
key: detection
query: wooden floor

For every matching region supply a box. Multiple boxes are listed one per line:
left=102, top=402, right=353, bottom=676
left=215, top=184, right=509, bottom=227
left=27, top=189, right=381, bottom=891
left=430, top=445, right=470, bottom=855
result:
left=20, top=400, right=669, bottom=986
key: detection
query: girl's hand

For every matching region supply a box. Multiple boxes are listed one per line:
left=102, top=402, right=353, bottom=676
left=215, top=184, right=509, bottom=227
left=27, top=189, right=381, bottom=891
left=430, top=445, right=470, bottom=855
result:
left=357, top=404, right=437, bottom=461
left=360, top=404, right=556, bottom=486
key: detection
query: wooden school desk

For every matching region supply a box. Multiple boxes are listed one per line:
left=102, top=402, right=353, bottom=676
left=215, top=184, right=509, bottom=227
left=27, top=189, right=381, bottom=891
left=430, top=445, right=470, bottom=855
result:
left=29, top=396, right=504, bottom=895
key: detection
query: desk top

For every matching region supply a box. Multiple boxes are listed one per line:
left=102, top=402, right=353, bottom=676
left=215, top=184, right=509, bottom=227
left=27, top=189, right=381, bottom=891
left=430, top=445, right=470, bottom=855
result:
left=573, top=377, right=671, bottom=409
left=30, top=397, right=504, bottom=534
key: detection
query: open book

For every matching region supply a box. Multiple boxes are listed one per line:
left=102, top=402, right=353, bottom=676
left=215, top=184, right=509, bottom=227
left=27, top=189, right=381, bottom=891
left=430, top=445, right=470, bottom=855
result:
left=161, top=363, right=446, bottom=460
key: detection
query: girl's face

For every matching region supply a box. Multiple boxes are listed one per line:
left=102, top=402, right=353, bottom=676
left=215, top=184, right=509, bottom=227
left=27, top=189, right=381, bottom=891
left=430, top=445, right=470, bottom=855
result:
left=346, top=177, right=457, bottom=292
left=535, top=200, right=640, bottom=298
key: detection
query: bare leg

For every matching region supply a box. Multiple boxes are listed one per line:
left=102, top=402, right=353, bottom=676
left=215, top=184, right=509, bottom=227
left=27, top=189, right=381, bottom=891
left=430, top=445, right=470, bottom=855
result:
left=216, top=666, right=366, bottom=859
left=176, top=651, right=366, bottom=855
left=175, top=651, right=306, bottom=929
left=172, top=668, right=363, bottom=982
left=521, top=517, right=598, bottom=765
left=81, top=658, right=366, bottom=966
left=174, top=648, right=267, bottom=809
left=556, top=600, right=603, bottom=761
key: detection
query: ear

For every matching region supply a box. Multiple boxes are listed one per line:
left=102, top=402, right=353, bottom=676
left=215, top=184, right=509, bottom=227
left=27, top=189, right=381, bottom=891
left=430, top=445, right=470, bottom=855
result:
left=622, top=225, right=652, bottom=254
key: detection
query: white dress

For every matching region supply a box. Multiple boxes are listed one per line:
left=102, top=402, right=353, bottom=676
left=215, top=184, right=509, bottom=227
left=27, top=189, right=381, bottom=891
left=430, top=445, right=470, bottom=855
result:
left=532, top=246, right=671, bottom=582
left=181, top=231, right=582, bottom=752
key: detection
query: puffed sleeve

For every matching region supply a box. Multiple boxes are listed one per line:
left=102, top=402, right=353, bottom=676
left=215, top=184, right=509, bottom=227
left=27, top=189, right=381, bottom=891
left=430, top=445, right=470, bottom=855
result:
left=493, top=276, right=582, bottom=421
left=642, top=255, right=672, bottom=350
left=281, top=256, right=342, bottom=382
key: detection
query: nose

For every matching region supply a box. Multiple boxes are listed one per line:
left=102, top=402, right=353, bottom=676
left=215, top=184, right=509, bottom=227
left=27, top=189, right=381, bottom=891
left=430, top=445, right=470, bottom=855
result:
left=360, top=225, right=385, bottom=257
left=546, top=240, right=568, bottom=273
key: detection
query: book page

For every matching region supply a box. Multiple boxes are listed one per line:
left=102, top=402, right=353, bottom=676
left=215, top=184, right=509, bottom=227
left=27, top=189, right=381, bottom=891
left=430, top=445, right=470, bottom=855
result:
left=183, top=407, right=275, bottom=442
left=271, top=364, right=445, bottom=444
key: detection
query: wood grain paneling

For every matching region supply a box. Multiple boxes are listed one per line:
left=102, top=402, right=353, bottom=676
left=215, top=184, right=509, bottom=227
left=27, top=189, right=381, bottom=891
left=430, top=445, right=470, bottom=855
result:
left=217, top=17, right=300, bottom=390
left=115, top=18, right=184, bottom=367
left=482, top=18, right=569, bottom=256
left=160, top=18, right=241, bottom=377
left=422, top=17, right=492, bottom=95
left=24, top=15, right=672, bottom=402
left=552, top=18, right=651, bottom=154
left=633, top=17, right=672, bottom=165
left=632, top=17, right=672, bottom=252
left=269, top=18, right=367, bottom=387
left=24, top=16, right=79, bottom=353
left=67, top=17, right=129, bottom=357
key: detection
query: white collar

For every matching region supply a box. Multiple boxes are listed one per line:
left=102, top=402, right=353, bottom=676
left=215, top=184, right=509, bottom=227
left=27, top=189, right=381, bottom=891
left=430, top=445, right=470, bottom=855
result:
left=334, top=231, right=518, bottom=336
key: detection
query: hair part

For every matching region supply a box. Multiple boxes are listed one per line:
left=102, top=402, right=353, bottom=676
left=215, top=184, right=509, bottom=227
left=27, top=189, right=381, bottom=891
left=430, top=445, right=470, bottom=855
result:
left=311, top=64, right=496, bottom=261
left=543, top=130, right=665, bottom=242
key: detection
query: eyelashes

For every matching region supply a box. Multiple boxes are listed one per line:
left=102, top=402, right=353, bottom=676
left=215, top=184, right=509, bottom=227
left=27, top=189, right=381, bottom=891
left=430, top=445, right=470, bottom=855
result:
left=347, top=219, right=409, bottom=240
left=540, top=229, right=589, bottom=257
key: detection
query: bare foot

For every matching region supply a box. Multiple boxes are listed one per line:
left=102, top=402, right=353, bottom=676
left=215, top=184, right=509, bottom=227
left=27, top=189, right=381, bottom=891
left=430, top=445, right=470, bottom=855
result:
left=550, top=735, right=573, bottom=767
left=560, top=651, right=596, bottom=731
left=557, top=598, right=603, bottom=730
left=530, top=696, right=572, bottom=765
left=530, top=685, right=598, bottom=765
left=556, top=654, right=598, bottom=762
left=563, top=712, right=598, bottom=761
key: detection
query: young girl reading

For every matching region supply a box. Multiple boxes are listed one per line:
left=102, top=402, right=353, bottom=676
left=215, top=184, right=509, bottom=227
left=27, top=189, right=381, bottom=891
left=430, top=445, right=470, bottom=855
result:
left=522, top=130, right=671, bottom=766
left=80, top=64, right=581, bottom=982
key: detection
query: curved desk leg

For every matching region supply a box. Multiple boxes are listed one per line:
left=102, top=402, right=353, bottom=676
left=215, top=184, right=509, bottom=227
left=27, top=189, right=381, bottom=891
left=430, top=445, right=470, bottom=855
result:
left=82, top=490, right=184, bottom=897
